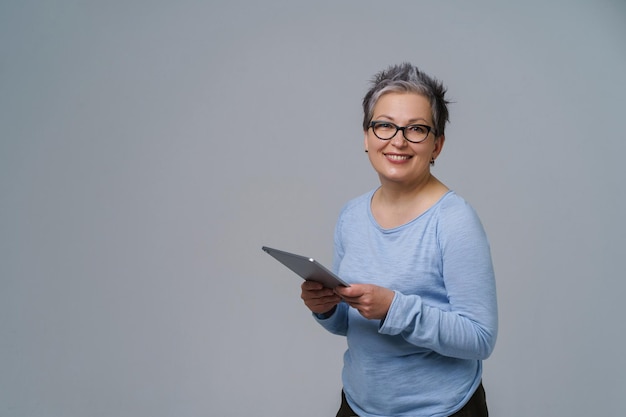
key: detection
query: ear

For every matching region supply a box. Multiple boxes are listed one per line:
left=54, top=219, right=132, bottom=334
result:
left=363, top=130, right=369, bottom=153
left=432, top=134, right=445, bottom=159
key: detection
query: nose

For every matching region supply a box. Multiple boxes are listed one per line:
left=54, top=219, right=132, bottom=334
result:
left=390, top=128, right=407, bottom=146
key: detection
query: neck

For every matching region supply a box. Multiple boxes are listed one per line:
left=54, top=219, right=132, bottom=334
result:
left=377, top=173, right=439, bottom=204
left=371, top=174, right=449, bottom=229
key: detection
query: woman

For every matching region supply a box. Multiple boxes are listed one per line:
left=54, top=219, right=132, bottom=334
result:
left=301, top=63, right=498, bottom=417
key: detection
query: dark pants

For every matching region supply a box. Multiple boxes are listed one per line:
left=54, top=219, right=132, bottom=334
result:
left=336, top=382, right=488, bottom=417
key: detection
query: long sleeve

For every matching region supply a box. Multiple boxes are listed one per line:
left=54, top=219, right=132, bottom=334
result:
left=313, top=301, right=349, bottom=335
left=312, top=212, right=350, bottom=336
left=378, top=199, right=498, bottom=359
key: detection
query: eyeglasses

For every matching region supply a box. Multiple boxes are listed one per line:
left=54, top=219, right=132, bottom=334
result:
left=369, top=121, right=434, bottom=144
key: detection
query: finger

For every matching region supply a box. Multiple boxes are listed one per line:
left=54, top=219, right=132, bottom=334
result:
left=302, top=289, right=339, bottom=303
left=339, top=293, right=363, bottom=303
left=312, top=297, right=341, bottom=309
left=302, top=280, right=324, bottom=291
left=314, top=288, right=337, bottom=298
left=306, top=296, right=341, bottom=314
left=335, top=285, right=364, bottom=297
left=318, top=294, right=341, bottom=304
left=334, top=286, right=349, bottom=296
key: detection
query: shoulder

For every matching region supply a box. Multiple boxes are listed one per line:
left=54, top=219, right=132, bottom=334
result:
left=436, top=191, right=476, bottom=215
left=436, top=192, right=485, bottom=232
left=338, top=188, right=375, bottom=220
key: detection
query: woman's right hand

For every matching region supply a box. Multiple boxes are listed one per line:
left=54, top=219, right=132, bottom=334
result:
left=300, top=281, right=342, bottom=315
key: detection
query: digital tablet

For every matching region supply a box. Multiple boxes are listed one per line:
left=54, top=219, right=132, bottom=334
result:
left=262, top=246, right=350, bottom=288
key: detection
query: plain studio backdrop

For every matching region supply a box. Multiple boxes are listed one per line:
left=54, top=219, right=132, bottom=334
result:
left=1, top=1, right=625, bottom=416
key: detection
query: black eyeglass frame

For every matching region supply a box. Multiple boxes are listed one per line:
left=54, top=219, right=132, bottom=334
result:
left=368, top=121, right=435, bottom=144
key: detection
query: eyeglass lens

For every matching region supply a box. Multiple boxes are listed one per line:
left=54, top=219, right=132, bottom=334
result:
left=371, top=122, right=430, bottom=143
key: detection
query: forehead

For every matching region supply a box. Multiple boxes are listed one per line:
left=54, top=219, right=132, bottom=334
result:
left=373, top=92, right=432, bottom=122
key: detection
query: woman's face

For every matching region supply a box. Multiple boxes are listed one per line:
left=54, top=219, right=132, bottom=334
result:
left=364, top=92, right=444, bottom=188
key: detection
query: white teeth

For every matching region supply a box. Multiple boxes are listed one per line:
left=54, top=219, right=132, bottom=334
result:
left=386, top=154, right=410, bottom=161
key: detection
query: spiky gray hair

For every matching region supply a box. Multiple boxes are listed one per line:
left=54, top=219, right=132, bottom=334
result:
left=362, top=63, right=450, bottom=137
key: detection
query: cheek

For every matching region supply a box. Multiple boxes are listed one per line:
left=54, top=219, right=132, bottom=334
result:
left=365, top=132, right=382, bottom=149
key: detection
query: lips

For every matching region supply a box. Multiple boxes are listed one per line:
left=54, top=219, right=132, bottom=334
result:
left=384, top=153, right=412, bottom=161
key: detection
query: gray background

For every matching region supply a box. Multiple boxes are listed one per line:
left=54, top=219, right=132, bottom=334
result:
left=1, top=1, right=625, bottom=416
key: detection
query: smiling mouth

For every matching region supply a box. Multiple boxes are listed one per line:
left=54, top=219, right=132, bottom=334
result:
left=384, top=154, right=412, bottom=161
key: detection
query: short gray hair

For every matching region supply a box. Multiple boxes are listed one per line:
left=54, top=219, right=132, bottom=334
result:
left=362, top=63, right=450, bottom=137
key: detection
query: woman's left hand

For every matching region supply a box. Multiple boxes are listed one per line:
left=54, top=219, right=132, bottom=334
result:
left=334, top=284, right=395, bottom=320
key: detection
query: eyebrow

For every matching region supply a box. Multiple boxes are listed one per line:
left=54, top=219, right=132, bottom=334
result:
left=374, top=114, right=431, bottom=125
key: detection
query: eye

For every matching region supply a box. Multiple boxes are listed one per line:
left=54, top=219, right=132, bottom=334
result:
left=407, top=124, right=429, bottom=134
left=374, top=122, right=395, bottom=131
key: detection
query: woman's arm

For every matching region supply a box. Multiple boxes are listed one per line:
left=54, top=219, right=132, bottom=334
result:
left=379, top=202, right=498, bottom=360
